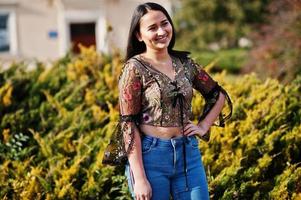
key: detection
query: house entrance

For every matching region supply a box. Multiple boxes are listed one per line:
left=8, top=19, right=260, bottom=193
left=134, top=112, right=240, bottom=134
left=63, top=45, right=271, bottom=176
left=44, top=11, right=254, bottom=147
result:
left=69, top=22, right=96, bottom=54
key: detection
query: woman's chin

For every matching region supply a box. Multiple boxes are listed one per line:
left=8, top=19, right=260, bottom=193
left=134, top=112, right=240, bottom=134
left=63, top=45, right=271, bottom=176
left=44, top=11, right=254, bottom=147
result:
left=153, top=42, right=170, bottom=50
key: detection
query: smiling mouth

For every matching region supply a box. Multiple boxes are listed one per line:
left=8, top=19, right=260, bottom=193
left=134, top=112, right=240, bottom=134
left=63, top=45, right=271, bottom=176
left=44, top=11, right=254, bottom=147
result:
left=156, top=35, right=168, bottom=42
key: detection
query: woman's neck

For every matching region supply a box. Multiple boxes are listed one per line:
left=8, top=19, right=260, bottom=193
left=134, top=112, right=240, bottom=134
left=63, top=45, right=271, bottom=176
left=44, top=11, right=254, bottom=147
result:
left=143, top=48, right=170, bottom=62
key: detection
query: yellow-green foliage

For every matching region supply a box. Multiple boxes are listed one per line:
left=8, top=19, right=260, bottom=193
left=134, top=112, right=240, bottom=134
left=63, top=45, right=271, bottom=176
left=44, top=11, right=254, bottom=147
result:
left=192, top=73, right=301, bottom=199
left=0, top=46, right=300, bottom=199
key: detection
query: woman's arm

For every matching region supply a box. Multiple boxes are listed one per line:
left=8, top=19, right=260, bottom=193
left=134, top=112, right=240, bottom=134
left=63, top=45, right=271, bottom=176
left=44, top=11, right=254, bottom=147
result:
left=184, top=57, right=231, bottom=137
left=119, top=62, right=152, bottom=199
left=125, top=124, right=147, bottom=180
left=121, top=121, right=152, bottom=199
left=184, top=92, right=225, bottom=137
left=197, top=91, right=225, bottom=136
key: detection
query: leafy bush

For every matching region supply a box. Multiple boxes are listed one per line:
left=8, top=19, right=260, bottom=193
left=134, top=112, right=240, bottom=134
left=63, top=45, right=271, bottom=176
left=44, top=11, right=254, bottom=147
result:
left=0, top=46, right=300, bottom=199
left=243, top=0, right=301, bottom=83
left=193, top=73, right=301, bottom=199
left=174, top=0, right=270, bottom=50
left=191, top=48, right=248, bottom=74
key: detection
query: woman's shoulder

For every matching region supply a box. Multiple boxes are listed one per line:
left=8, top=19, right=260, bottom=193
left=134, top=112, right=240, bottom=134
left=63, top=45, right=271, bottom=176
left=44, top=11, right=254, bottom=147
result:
left=121, top=55, right=145, bottom=77
left=170, top=50, right=191, bottom=63
left=125, top=54, right=146, bottom=67
left=172, top=53, right=197, bottom=70
left=177, top=54, right=202, bottom=69
left=124, top=54, right=138, bottom=65
left=171, top=51, right=203, bottom=71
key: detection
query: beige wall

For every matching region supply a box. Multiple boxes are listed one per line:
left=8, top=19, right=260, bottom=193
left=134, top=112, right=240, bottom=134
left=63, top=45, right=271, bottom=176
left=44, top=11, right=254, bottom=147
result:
left=17, top=0, right=59, bottom=60
left=0, top=0, right=60, bottom=61
left=0, top=0, right=171, bottom=62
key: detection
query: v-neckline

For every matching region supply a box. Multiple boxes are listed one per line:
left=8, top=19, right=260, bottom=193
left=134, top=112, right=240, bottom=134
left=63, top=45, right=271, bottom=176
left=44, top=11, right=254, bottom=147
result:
left=138, top=55, right=178, bottom=82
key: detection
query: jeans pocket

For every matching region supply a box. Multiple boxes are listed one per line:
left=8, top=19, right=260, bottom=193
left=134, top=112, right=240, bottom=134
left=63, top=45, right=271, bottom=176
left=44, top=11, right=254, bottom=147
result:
left=141, top=137, right=154, bottom=154
left=187, top=136, right=199, bottom=149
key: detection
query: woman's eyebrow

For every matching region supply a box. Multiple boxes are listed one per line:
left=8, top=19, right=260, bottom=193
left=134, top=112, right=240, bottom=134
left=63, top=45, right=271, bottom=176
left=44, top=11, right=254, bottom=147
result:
left=147, top=23, right=156, bottom=29
left=147, top=19, right=168, bottom=28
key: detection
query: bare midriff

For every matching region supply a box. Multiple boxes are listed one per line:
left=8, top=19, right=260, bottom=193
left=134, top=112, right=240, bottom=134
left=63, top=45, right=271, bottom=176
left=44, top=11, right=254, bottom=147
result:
left=139, top=124, right=183, bottom=139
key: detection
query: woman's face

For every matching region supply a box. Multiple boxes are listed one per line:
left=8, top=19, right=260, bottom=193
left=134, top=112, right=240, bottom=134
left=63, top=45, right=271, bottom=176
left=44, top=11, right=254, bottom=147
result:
left=137, top=10, right=173, bottom=52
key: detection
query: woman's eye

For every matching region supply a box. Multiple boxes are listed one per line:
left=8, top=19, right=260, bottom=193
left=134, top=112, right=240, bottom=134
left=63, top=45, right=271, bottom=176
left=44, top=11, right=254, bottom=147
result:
left=148, top=27, right=156, bottom=31
left=162, top=21, right=169, bottom=26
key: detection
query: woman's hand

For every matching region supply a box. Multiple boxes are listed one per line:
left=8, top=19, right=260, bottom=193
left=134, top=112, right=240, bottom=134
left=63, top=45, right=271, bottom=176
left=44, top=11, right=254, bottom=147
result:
left=184, top=121, right=209, bottom=138
left=134, top=177, right=152, bottom=200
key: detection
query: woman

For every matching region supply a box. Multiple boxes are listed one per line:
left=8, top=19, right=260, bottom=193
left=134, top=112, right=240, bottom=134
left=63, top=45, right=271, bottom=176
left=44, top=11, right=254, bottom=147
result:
left=119, top=2, right=232, bottom=200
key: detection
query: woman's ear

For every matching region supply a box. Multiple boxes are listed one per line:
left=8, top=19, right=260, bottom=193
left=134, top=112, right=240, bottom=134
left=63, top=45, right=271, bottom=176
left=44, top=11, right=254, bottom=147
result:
left=135, top=31, right=142, bottom=42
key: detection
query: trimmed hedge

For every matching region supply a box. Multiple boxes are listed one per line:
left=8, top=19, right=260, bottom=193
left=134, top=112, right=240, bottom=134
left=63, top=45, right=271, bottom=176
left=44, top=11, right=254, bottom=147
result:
left=0, top=46, right=300, bottom=199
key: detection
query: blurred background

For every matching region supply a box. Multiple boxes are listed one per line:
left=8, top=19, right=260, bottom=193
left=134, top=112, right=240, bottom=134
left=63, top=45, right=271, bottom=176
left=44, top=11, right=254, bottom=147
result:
left=1, top=0, right=300, bottom=82
left=0, top=0, right=170, bottom=64
left=0, top=0, right=300, bottom=199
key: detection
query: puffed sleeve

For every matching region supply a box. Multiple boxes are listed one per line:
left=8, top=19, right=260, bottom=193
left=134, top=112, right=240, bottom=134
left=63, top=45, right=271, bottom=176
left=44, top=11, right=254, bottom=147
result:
left=187, top=58, right=232, bottom=127
left=118, top=61, right=142, bottom=154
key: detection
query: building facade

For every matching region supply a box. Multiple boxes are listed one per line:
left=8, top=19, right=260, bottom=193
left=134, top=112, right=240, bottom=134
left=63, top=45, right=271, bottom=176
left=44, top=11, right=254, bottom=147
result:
left=0, top=0, right=171, bottom=62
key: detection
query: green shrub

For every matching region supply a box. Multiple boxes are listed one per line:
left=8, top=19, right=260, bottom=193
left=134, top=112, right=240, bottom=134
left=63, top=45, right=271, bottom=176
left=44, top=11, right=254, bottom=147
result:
left=0, top=47, right=300, bottom=199
left=192, top=48, right=248, bottom=74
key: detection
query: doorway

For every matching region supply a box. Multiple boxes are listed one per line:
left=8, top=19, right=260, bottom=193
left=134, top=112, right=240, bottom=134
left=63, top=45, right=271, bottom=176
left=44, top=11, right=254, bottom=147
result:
left=69, top=22, right=96, bottom=54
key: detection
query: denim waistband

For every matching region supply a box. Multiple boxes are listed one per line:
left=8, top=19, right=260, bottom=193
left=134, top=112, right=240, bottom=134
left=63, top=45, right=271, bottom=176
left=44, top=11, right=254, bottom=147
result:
left=142, top=134, right=196, bottom=147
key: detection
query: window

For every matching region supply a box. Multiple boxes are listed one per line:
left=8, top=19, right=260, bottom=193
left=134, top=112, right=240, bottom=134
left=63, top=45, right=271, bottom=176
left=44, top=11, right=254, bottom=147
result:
left=0, top=14, right=9, bottom=52
left=0, top=9, right=17, bottom=55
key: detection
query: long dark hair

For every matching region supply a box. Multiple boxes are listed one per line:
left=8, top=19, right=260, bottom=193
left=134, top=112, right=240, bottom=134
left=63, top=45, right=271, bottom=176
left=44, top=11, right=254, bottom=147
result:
left=125, top=2, right=189, bottom=61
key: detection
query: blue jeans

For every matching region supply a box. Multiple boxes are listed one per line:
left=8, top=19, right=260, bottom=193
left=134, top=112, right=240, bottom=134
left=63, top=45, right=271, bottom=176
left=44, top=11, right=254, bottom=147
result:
left=125, top=134, right=209, bottom=200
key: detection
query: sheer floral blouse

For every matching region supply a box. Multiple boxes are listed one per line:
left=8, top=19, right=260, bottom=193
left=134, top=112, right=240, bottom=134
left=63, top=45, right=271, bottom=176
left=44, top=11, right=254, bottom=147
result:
left=118, top=54, right=232, bottom=154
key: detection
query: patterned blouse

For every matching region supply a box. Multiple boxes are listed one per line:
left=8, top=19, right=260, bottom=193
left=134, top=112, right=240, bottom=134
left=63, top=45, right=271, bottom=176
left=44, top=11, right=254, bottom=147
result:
left=117, top=54, right=232, bottom=154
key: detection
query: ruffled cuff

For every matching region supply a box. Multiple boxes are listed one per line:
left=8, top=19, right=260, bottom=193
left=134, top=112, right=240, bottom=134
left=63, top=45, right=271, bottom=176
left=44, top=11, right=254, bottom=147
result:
left=102, top=114, right=140, bottom=166
left=120, top=114, right=140, bottom=154
left=197, top=84, right=233, bottom=127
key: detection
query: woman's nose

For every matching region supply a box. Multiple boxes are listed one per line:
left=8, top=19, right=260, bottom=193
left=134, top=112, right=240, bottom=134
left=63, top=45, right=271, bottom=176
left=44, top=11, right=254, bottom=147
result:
left=157, top=27, right=166, bottom=35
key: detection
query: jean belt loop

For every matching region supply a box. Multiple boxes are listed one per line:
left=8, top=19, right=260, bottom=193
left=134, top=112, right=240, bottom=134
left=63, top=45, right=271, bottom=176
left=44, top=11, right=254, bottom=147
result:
left=151, top=137, right=157, bottom=147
